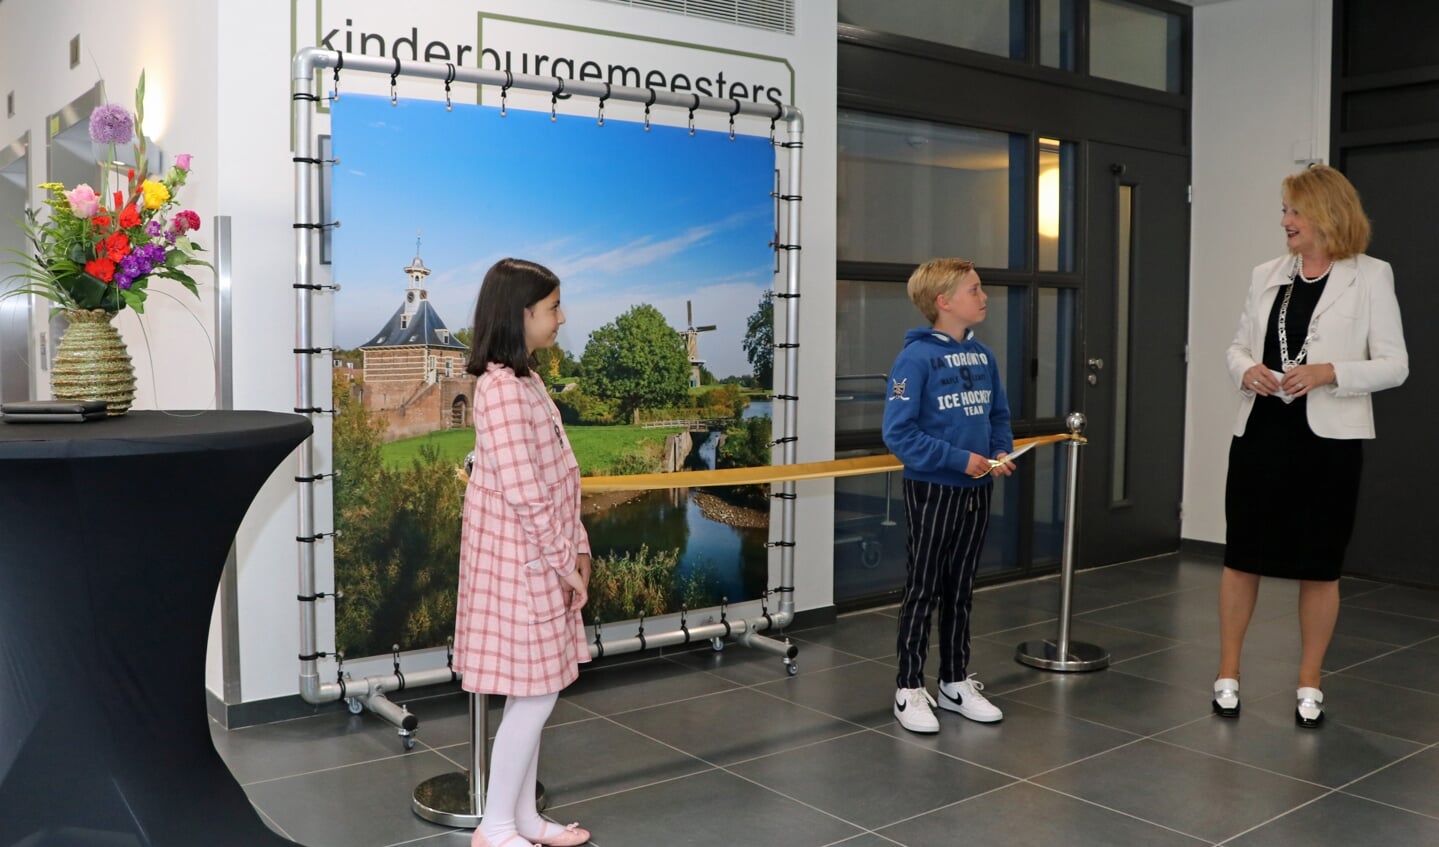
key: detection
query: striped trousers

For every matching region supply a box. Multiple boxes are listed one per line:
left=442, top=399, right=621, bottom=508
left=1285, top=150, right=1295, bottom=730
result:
left=896, top=479, right=992, bottom=690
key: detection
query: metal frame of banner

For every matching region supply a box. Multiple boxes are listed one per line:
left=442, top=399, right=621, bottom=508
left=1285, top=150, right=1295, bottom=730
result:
left=289, top=47, right=806, bottom=826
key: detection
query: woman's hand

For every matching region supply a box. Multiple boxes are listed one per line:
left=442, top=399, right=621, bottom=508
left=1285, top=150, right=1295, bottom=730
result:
left=561, top=567, right=588, bottom=612
left=1243, top=364, right=1281, bottom=396
left=1279, top=363, right=1336, bottom=398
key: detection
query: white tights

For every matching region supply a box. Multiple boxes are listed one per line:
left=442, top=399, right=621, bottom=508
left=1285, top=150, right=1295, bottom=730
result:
left=478, top=691, right=558, bottom=845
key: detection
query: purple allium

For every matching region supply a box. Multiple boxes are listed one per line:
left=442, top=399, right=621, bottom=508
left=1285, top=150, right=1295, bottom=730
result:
left=89, top=104, right=135, bottom=145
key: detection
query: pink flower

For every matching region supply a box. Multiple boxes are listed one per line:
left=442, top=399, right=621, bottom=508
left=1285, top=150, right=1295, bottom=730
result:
left=64, top=184, right=101, bottom=219
left=174, top=153, right=192, bottom=171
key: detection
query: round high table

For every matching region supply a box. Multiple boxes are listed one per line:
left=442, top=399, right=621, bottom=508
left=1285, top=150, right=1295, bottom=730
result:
left=0, top=410, right=311, bottom=846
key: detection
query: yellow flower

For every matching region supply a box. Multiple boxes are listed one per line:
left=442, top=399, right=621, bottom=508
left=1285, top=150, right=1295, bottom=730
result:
left=141, top=180, right=170, bottom=210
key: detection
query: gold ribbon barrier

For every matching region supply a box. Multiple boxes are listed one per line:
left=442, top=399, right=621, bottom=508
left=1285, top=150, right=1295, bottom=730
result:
left=579, top=432, right=1075, bottom=493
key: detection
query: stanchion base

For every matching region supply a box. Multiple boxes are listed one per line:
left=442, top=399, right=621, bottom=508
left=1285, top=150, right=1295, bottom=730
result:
left=412, top=773, right=547, bottom=828
left=1015, top=639, right=1110, bottom=672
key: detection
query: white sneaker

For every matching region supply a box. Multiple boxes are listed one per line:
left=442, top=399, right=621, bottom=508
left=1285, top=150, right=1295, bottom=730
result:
left=938, top=674, right=1003, bottom=723
left=894, top=687, right=940, bottom=733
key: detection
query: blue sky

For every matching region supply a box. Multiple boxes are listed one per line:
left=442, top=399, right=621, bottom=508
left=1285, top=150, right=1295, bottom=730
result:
left=331, top=94, right=776, bottom=379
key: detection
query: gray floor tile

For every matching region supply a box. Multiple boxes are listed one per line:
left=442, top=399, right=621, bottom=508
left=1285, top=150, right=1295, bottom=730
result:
left=1345, top=584, right=1439, bottom=621
left=1003, top=670, right=1209, bottom=737
left=1032, top=739, right=1327, bottom=843
left=878, top=781, right=1209, bottom=847
left=1225, top=790, right=1439, bottom=846
left=789, top=610, right=901, bottom=659
left=560, top=768, right=862, bottom=847
left=1075, top=590, right=1223, bottom=643
left=1342, top=747, right=1439, bottom=818
left=1336, top=645, right=1439, bottom=695
left=240, top=750, right=465, bottom=847
left=212, top=710, right=421, bottom=785
left=966, top=593, right=1060, bottom=636
left=753, top=658, right=905, bottom=728
left=1155, top=705, right=1423, bottom=787
left=876, top=698, right=1140, bottom=778
left=1332, top=605, right=1439, bottom=646
left=1111, top=641, right=1299, bottom=700
left=561, top=656, right=738, bottom=716
left=608, top=687, right=859, bottom=766
left=728, top=731, right=1014, bottom=830
left=1301, top=673, right=1439, bottom=743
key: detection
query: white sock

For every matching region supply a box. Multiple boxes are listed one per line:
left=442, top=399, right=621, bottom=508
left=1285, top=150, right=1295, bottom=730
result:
left=480, top=691, right=558, bottom=844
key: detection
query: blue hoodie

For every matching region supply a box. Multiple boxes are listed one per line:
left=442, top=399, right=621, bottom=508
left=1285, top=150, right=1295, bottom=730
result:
left=882, top=327, right=1013, bottom=488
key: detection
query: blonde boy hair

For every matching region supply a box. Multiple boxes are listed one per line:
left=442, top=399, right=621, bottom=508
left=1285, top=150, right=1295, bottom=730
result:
left=1283, top=165, right=1371, bottom=260
left=907, top=258, right=975, bottom=323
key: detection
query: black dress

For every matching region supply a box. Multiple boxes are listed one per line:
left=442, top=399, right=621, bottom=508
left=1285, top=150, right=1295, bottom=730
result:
left=1224, top=270, right=1362, bottom=580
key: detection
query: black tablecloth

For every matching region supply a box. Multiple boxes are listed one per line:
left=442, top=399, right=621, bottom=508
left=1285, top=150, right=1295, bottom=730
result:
left=0, top=411, right=311, bottom=846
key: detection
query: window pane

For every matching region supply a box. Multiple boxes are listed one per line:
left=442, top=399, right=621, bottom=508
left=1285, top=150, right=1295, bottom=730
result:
left=839, top=0, right=1026, bottom=60
left=1036, top=287, right=1075, bottom=419
left=836, top=280, right=1027, bottom=435
left=1037, top=138, right=1076, bottom=272
left=1090, top=0, right=1183, bottom=92
left=839, top=112, right=1027, bottom=268
left=1040, top=0, right=1077, bottom=70
left=835, top=280, right=917, bottom=438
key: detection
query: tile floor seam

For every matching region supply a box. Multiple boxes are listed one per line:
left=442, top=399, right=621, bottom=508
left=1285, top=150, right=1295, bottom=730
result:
left=233, top=748, right=432, bottom=787
left=1210, top=787, right=1342, bottom=846
left=1012, top=778, right=1224, bottom=845
left=1333, top=788, right=1439, bottom=823
left=1145, top=732, right=1349, bottom=791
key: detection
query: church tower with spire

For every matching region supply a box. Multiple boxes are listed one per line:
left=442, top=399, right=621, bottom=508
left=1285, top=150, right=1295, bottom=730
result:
left=354, top=235, right=474, bottom=441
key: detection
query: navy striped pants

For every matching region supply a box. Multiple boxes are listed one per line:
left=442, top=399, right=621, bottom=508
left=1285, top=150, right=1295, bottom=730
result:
left=896, top=479, right=992, bottom=690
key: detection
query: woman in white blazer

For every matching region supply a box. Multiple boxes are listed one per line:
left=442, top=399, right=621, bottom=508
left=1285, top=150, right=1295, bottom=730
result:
left=1215, top=165, right=1407, bottom=729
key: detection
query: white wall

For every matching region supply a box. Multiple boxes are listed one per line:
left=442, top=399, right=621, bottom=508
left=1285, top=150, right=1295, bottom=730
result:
left=1183, top=0, right=1331, bottom=543
left=1, top=0, right=838, bottom=707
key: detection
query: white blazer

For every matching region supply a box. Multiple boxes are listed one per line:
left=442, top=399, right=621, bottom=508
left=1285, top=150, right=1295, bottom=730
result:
left=1227, top=253, right=1408, bottom=439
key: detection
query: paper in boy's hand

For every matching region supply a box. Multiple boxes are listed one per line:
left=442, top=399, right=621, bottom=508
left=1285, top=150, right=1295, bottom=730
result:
left=971, top=441, right=1036, bottom=477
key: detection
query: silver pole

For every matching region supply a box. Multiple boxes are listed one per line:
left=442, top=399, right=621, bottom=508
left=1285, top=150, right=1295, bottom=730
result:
left=413, top=693, right=547, bottom=826
left=1015, top=412, right=1109, bottom=672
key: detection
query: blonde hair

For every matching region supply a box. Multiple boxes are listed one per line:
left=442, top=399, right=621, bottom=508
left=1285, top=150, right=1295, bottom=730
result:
left=907, top=258, right=975, bottom=323
left=1283, top=165, right=1371, bottom=259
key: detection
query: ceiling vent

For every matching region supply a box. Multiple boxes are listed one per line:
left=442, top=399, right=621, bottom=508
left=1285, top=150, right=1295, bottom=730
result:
left=604, top=0, right=795, bottom=35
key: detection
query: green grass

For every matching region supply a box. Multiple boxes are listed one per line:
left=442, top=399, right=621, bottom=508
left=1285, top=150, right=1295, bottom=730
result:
left=379, top=424, right=681, bottom=476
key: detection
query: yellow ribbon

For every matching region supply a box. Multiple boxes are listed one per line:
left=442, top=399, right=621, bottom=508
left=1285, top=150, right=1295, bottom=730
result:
left=579, top=432, right=1076, bottom=493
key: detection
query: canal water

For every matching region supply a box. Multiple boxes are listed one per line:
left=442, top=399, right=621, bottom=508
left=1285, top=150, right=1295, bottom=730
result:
left=584, top=401, right=772, bottom=614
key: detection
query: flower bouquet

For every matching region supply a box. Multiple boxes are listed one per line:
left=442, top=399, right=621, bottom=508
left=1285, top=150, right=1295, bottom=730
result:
left=2, top=71, right=209, bottom=414
left=5, top=72, right=209, bottom=314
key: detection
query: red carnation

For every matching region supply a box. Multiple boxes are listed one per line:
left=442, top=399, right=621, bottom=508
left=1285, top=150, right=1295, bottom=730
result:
left=118, top=204, right=141, bottom=229
left=85, top=257, right=116, bottom=282
left=103, top=232, right=132, bottom=261
left=91, top=215, right=111, bottom=229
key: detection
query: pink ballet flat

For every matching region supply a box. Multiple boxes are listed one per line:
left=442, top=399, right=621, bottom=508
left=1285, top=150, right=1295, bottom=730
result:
left=522, top=821, right=590, bottom=846
left=472, top=831, right=538, bottom=847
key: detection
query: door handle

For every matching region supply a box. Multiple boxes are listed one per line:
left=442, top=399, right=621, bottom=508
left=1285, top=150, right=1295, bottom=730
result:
left=1087, top=358, right=1104, bottom=370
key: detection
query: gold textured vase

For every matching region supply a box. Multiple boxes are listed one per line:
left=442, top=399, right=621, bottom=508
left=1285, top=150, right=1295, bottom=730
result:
left=51, top=309, right=136, bottom=415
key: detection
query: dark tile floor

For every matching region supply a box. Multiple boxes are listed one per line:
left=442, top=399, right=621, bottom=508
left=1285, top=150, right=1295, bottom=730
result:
left=212, top=553, right=1439, bottom=846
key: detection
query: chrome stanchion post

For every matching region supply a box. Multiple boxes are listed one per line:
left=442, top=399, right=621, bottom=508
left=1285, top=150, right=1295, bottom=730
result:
left=1016, top=412, right=1110, bottom=672
left=413, top=693, right=548, bottom=826
left=412, top=692, right=487, bottom=826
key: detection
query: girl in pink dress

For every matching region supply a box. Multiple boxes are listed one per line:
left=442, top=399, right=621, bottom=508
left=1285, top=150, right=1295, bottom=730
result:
left=455, top=258, right=592, bottom=847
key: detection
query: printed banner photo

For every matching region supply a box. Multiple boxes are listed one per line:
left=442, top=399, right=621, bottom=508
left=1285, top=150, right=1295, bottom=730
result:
left=330, top=93, right=776, bottom=659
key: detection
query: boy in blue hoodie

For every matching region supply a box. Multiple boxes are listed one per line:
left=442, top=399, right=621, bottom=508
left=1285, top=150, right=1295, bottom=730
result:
left=883, top=257, right=1014, bottom=734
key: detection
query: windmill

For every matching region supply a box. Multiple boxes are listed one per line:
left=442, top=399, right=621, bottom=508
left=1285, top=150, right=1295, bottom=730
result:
left=680, top=300, right=717, bottom=388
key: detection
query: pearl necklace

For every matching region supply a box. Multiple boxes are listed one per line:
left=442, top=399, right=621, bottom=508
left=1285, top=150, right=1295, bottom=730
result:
left=1292, top=255, right=1332, bottom=284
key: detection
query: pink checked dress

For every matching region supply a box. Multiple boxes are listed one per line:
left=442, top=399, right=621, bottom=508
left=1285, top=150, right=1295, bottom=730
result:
left=454, top=363, right=591, bottom=696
